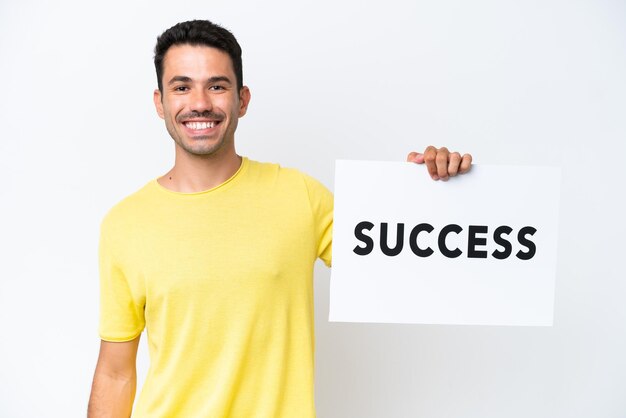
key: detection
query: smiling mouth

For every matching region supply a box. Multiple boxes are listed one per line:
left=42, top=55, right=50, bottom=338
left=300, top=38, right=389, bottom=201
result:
left=183, top=121, right=220, bottom=130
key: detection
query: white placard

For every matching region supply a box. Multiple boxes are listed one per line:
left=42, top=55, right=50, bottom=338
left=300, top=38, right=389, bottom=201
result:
left=329, top=160, right=561, bottom=326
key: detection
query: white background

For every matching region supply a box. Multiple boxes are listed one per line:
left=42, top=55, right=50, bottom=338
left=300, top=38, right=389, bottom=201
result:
left=0, top=0, right=625, bottom=417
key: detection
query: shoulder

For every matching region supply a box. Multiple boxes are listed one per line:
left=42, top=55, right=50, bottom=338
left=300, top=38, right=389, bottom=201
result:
left=100, top=181, right=154, bottom=236
left=245, top=159, right=333, bottom=217
left=246, top=159, right=331, bottom=193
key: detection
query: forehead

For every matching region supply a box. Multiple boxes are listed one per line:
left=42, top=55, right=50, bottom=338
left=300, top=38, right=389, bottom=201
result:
left=162, top=44, right=235, bottom=79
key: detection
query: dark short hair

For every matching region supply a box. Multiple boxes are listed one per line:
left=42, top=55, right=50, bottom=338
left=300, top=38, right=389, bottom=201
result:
left=154, top=20, right=243, bottom=92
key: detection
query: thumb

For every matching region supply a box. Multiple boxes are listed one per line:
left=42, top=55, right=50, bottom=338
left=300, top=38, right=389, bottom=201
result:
left=407, top=152, right=425, bottom=164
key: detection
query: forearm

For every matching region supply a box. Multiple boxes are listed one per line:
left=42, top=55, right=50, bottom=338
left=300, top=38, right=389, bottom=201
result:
left=87, top=369, right=136, bottom=418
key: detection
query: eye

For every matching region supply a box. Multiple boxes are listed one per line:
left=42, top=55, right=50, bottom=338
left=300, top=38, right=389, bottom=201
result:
left=174, top=86, right=189, bottom=92
left=209, top=85, right=225, bottom=91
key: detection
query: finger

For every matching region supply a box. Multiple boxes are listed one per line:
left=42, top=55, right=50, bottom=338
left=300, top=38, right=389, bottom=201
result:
left=423, top=146, right=438, bottom=179
left=448, top=152, right=462, bottom=177
left=459, top=153, right=473, bottom=174
left=436, top=147, right=450, bottom=181
left=406, top=152, right=424, bottom=164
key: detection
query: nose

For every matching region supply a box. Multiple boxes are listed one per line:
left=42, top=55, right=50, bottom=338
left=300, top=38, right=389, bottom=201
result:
left=190, top=88, right=212, bottom=113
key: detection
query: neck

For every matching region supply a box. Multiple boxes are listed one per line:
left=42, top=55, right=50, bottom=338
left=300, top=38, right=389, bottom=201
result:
left=158, top=146, right=242, bottom=193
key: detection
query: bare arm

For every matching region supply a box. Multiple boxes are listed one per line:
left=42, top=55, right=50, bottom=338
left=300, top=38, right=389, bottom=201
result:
left=88, top=336, right=140, bottom=418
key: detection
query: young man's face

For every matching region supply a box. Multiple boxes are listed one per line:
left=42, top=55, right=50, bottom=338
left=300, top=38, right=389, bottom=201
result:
left=154, top=44, right=250, bottom=158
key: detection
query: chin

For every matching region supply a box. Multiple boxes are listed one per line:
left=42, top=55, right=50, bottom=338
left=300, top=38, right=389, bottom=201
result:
left=186, top=143, right=225, bottom=157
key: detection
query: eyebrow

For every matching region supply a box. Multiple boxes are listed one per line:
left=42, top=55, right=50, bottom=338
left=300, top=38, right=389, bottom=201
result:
left=168, top=75, right=233, bottom=85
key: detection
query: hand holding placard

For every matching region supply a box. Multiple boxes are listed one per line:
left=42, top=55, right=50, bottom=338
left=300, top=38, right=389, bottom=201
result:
left=407, top=146, right=472, bottom=181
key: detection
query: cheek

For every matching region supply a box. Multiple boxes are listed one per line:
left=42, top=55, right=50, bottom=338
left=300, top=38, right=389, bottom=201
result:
left=214, top=95, right=239, bottom=114
left=162, top=101, right=181, bottom=120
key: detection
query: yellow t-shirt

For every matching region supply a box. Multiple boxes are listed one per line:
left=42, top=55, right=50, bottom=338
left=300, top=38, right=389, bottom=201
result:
left=98, top=158, right=333, bottom=417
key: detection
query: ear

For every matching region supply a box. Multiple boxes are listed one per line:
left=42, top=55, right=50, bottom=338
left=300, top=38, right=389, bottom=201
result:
left=153, top=89, right=165, bottom=119
left=238, top=86, right=251, bottom=117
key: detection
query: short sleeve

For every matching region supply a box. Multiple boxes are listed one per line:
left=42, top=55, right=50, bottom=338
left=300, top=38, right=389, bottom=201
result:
left=98, top=215, right=145, bottom=341
left=302, top=174, right=334, bottom=267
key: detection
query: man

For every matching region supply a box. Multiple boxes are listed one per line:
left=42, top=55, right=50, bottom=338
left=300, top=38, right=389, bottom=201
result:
left=88, top=20, right=471, bottom=418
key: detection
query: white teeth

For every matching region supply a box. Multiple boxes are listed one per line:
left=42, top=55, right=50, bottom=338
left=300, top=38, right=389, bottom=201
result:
left=185, top=121, right=215, bottom=130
